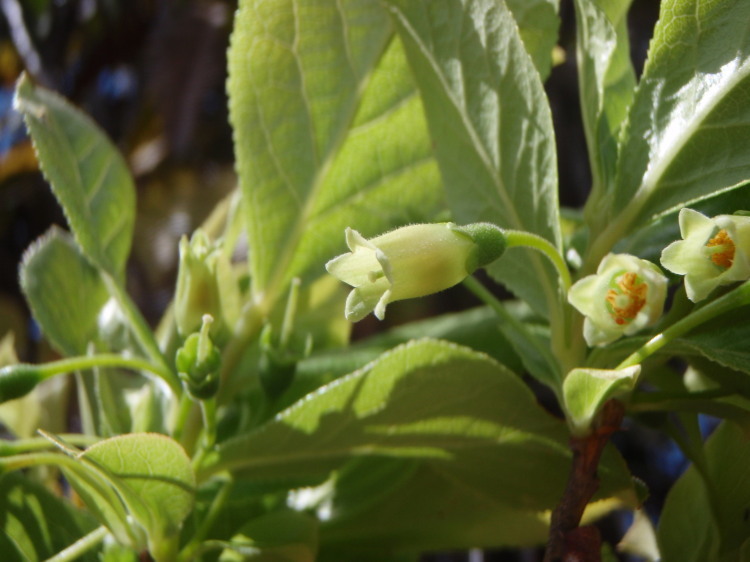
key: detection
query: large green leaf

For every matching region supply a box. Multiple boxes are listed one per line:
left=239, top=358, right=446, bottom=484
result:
left=385, top=0, right=562, bottom=317
left=315, top=447, right=634, bottom=554
left=229, top=0, right=443, bottom=305
left=591, top=0, right=750, bottom=262
left=574, top=0, right=635, bottom=224
left=506, top=0, right=560, bottom=80
left=0, top=472, right=97, bottom=562
left=14, top=74, right=135, bottom=277
left=673, top=302, right=750, bottom=376
left=19, top=227, right=108, bottom=356
left=219, top=509, right=318, bottom=562
left=658, top=422, right=750, bottom=560
left=199, top=339, right=636, bottom=513
left=316, top=458, right=550, bottom=553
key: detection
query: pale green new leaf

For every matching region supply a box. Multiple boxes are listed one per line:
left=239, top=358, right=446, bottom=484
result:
left=658, top=422, right=750, bottom=560
left=229, top=0, right=443, bottom=305
left=385, top=0, right=562, bottom=317
left=563, top=366, right=639, bottom=437
left=506, top=0, right=560, bottom=80
left=593, top=0, right=750, bottom=259
left=49, top=433, right=195, bottom=557
left=574, top=0, right=635, bottom=223
left=81, top=433, right=195, bottom=558
left=14, top=74, right=135, bottom=277
left=19, top=227, right=108, bottom=357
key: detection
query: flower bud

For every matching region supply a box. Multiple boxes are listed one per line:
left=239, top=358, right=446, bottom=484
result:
left=325, top=223, right=505, bottom=321
left=660, top=208, right=750, bottom=302
left=568, top=254, right=667, bottom=347
left=175, top=315, right=221, bottom=400
left=174, top=230, right=239, bottom=344
left=0, top=364, right=44, bottom=404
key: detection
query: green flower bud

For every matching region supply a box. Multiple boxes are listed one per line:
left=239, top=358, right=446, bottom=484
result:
left=661, top=208, right=750, bottom=302
left=259, top=343, right=297, bottom=402
left=568, top=254, right=667, bottom=347
left=326, top=223, right=506, bottom=321
left=175, top=315, right=221, bottom=400
left=0, top=364, right=44, bottom=404
left=174, top=230, right=240, bottom=344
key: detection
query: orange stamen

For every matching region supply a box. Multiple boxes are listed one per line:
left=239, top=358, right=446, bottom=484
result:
left=706, top=229, right=735, bottom=269
left=606, top=272, right=648, bottom=325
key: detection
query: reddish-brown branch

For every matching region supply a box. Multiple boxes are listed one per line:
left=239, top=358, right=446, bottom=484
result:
left=544, top=400, right=625, bottom=562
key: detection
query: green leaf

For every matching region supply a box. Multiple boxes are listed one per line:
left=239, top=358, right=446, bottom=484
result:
left=229, top=0, right=443, bottom=305
left=219, top=510, right=318, bottom=562
left=506, top=0, right=560, bottom=80
left=314, top=448, right=635, bottom=553
left=674, top=303, right=750, bottom=376
left=658, top=422, right=750, bottom=560
left=0, top=471, right=98, bottom=562
left=51, top=433, right=195, bottom=559
left=563, top=366, right=639, bottom=436
left=200, top=339, right=636, bottom=514
left=386, top=0, right=562, bottom=317
left=593, top=0, right=750, bottom=259
left=573, top=0, right=635, bottom=223
left=19, top=227, right=108, bottom=356
left=81, top=433, right=195, bottom=560
left=316, top=458, right=551, bottom=552
left=14, top=74, right=135, bottom=277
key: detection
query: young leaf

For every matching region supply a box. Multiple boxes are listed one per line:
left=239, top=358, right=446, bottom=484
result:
left=229, top=0, right=443, bottom=307
left=80, top=433, right=195, bottom=560
left=658, top=422, right=750, bottom=560
left=591, top=0, right=750, bottom=262
left=573, top=0, right=635, bottom=220
left=14, top=74, right=135, bottom=277
left=19, top=227, right=108, bottom=356
left=385, top=0, right=562, bottom=317
left=563, top=366, right=639, bottom=436
left=47, top=432, right=195, bottom=559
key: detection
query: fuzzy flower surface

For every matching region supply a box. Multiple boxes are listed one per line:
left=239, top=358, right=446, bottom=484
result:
left=661, top=208, right=750, bottom=302
left=326, top=223, right=480, bottom=322
left=568, top=254, right=668, bottom=347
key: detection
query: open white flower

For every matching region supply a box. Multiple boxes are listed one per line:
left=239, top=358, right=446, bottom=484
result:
left=326, top=223, right=485, bottom=322
left=568, top=254, right=667, bottom=347
left=661, top=208, right=750, bottom=302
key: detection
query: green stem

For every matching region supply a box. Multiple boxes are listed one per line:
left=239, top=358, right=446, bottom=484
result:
left=463, top=276, right=562, bottom=387
left=201, top=398, right=218, bottom=450
left=177, top=477, right=234, bottom=562
left=101, top=272, right=180, bottom=394
left=21, top=354, right=175, bottom=385
left=0, top=451, right=82, bottom=472
left=0, top=434, right=99, bottom=456
left=44, top=526, right=108, bottom=562
left=504, top=230, right=572, bottom=294
left=617, top=280, right=750, bottom=370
